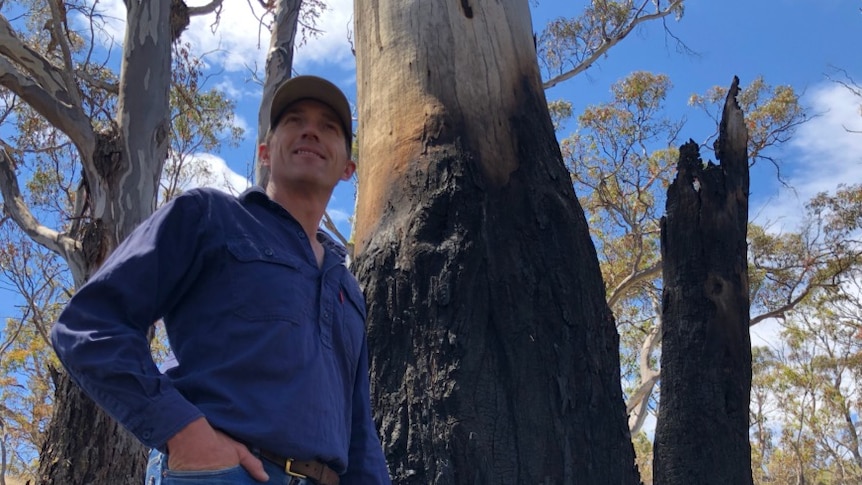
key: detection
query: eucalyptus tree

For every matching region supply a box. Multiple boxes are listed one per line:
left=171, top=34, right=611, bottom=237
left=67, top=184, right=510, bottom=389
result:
left=0, top=1, right=247, bottom=482
left=749, top=184, right=862, bottom=484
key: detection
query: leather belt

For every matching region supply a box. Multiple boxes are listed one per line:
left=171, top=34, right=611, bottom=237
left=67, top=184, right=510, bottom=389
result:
left=258, top=449, right=340, bottom=485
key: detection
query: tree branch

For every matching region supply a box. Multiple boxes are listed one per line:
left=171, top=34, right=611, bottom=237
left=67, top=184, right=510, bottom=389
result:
left=608, top=260, right=661, bottom=309
left=749, top=287, right=810, bottom=327
left=0, top=145, right=81, bottom=268
left=322, top=210, right=353, bottom=253
left=0, top=16, right=95, bottom=153
left=626, top=297, right=663, bottom=434
left=75, top=68, right=119, bottom=95
left=542, top=0, right=683, bottom=90
left=188, top=0, right=225, bottom=16
left=47, top=0, right=84, bottom=109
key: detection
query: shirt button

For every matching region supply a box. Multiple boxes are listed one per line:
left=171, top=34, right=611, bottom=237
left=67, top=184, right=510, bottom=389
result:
left=264, top=248, right=274, bottom=256
left=297, top=231, right=306, bottom=239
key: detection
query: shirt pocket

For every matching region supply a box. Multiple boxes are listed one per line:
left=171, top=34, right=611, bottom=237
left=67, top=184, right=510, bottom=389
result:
left=226, top=237, right=306, bottom=322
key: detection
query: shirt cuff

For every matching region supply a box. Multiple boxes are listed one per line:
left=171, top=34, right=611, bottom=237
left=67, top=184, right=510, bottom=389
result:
left=128, top=389, right=204, bottom=449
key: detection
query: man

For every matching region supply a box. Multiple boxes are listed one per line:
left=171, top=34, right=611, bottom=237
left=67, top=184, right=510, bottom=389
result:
left=51, top=75, right=391, bottom=485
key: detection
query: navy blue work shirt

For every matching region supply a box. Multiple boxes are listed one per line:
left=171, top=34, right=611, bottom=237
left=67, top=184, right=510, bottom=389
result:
left=51, top=187, right=391, bottom=484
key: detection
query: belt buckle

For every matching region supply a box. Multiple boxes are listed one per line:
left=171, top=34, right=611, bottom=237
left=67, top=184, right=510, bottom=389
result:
left=285, top=459, right=308, bottom=479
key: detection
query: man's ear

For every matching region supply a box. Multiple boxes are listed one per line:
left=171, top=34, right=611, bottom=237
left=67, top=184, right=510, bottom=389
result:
left=341, top=160, right=357, bottom=181
left=258, top=143, right=271, bottom=167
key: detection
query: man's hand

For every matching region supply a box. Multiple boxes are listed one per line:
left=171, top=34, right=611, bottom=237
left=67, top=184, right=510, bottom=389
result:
left=166, top=417, right=269, bottom=482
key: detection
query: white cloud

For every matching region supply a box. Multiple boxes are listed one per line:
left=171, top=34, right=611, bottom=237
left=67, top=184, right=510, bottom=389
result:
left=753, top=83, right=862, bottom=230
left=750, top=318, right=783, bottom=349
left=71, top=0, right=126, bottom=49
left=161, top=153, right=251, bottom=198
left=182, top=0, right=355, bottom=75
left=292, top=0, right=355, bottom=70
left=182, top=2, right=270, bottom=74
left=326, top=207, right=351, bottom=224
left=194, top=153, right=252, bottom=194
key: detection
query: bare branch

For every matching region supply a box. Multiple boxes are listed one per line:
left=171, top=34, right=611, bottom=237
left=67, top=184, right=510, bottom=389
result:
left=0, top=145, right=81, bottom=266
left=750, top=288, right=810, bottom=327
left=322, top=210, right=352, bottom=251
left=188, top=0, right=225, bottom=16
left=542, top=0, right=683, bottom=90
left=47, top=0, right=84, bottom=109
left=75, top=68, right=119, bottom=95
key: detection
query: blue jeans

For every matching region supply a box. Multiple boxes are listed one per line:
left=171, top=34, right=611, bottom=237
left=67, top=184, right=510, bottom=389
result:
left=146, top=449, right=315, bottom=485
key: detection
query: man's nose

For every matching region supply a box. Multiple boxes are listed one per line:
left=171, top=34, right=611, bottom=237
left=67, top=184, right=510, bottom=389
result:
left=299, top=122, right=321, bottom=140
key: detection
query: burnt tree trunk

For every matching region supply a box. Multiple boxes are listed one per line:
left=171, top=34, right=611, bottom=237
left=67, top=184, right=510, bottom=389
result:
left=653, top=77, right=753, bottom=485
left=353, top=1, right=640, bottom=484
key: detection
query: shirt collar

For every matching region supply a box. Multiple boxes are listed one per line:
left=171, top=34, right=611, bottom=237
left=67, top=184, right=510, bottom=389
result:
left=240, top=186, right=348, bottom=263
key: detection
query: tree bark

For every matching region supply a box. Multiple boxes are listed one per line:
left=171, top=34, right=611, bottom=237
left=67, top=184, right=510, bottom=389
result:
left=38, top=371, right=147, bottom=485
left=353, top=1, right=639, bottom=483
left=255, top=0, right=302, bottom=187
left=653, top=77, right=753, bottom=485
left=37, top=1, right=173, bottom=483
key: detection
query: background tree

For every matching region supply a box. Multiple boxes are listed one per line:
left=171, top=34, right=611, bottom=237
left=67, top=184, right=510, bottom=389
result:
left=748, top=184, right=862, bottom=484
left=0, top=1, right=247, bottom=482
left=254, top=0, right=307, bottom=187
left=0, top=227, right=65, bottom=480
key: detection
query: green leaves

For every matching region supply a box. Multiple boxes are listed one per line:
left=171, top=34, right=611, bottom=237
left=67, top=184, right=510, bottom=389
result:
left=162, top=43, right=245, bottom=201
left=690, top=76, right=806, bottom=167
left=538, top=0, right=685, bottom=88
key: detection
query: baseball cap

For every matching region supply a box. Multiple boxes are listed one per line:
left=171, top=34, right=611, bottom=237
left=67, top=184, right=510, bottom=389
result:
left=268, top=75, right=353, bottom=152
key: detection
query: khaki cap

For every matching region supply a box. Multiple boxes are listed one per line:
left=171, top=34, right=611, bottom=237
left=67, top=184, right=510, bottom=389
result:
left=269, top=75, right=352, bottom=152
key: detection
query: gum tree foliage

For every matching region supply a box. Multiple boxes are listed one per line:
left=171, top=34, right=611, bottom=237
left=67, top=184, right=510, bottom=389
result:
left=0, top=0, right=248, bottom=482
left=749, top=185, right=862, bottom=485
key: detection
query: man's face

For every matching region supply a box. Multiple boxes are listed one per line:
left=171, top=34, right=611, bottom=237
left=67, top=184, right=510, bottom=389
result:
left=260, top=99, right=354, bottom=193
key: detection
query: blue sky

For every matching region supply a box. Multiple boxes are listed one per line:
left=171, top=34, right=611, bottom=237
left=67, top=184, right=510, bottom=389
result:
left=156, top=0, right=862, bottom=352
left=160, top=0, right=862, bottom=238
left=2, top=1, right=861, bottom=357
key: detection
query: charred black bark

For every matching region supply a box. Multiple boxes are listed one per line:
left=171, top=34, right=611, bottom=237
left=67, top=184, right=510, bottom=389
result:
left=653, top=77, right=753, bottom=485
left=354, top=75, right=640, bottom=485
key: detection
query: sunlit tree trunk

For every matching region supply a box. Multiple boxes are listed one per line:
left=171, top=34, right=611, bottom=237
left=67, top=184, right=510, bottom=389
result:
left=353, top=1, right=639, bottom=483
left=653, top=77, right=753, bottom=485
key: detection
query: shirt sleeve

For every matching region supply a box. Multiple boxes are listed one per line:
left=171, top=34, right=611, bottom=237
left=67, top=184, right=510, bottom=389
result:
left=340, top=337, right=392, bottom=484
left=50, top=191, right=210, bottom=450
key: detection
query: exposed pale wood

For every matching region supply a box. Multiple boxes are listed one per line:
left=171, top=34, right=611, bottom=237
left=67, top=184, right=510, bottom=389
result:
left=608, top=260, right=662, bottom=309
